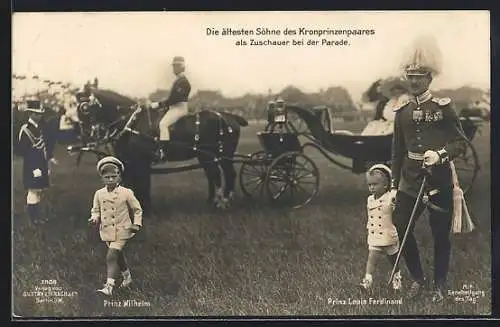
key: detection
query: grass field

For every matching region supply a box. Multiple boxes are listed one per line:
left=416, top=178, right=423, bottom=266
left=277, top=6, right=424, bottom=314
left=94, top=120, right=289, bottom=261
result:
left=12, top=120, right=491, bottom=317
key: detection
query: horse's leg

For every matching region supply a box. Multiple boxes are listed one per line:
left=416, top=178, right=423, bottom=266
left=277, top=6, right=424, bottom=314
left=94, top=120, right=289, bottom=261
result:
left=198, top=157, right=216, bottom=205
left=219, top=130, right=241, bottom=207
left=202, top=163, right=215, bottom=205
left=121, top=156, right=152, bottom=216
left=199, top=155, right=221, bottom=207
left=136, top=159, right=152, bottom=216
left=220, top=158, right=237, bottom=207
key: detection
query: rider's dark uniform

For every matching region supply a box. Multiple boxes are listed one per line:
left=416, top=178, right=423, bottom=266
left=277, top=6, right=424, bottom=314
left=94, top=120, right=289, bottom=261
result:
left=391, top=90, right=467, bottom=299
left=158, top=73, right=191, bottom=108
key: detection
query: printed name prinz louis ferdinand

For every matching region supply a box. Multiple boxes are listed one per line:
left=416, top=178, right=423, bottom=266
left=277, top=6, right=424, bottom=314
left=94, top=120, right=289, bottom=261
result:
left=328, top=297, right=403, bottom=305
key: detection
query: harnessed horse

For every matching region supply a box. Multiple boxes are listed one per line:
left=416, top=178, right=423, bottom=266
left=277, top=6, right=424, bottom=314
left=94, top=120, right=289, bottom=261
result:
left=73, top=89, right=248, bottom=214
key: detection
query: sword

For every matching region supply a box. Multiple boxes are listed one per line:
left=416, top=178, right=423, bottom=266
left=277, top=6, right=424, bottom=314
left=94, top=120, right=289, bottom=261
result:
left=388, top=164, right=429, bottom=286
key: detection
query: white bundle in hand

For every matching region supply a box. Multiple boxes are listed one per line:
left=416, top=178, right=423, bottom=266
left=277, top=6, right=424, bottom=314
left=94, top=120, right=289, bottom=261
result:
left=450, top=161, right=475, bottom=234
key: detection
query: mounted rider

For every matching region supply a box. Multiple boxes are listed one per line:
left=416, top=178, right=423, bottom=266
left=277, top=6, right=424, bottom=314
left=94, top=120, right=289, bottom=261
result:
left=150, top=56, right=192, bottom=161
left=75, top=83, right=101, bottom=110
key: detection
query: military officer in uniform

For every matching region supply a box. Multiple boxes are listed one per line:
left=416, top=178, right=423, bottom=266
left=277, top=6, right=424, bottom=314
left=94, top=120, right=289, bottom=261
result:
left=390, top=36, right=468, bottom=302
left=150, top=56, right=191, bottom=160
left=17, top=99, right=58, bottom=224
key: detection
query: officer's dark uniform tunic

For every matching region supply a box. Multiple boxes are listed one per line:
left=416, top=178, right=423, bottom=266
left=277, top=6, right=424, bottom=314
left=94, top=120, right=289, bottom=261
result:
left=391, top=89, right=467, bottom=286
left=17, top=118, right=55, bottom=190
left=158, top=73, right=191, bottom=108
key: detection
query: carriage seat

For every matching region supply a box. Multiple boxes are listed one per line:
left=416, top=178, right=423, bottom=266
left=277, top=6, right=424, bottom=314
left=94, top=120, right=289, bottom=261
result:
left=328, top=119, right=393, bottom=137
left=359, top=119, right=394, bottom=136
left=331, top=130, right=355, bottom=136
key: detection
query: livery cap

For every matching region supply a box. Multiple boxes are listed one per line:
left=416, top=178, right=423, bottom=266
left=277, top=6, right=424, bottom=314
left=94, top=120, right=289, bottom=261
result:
left=25, top=100, right=45, bottom=113
left=97, top=156, right=125, bottom=175
left=172, top=56, right=185, bottom=65
left=367, top=163, right=392, bottom=181
left=400, top=35, right=443, bottom=77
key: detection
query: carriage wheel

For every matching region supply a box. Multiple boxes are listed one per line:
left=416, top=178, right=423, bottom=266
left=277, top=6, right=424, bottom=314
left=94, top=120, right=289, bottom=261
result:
left=452, top=139, right=480, bottom=195
left=239, top=150, right=272, bottom=199
left=264, top=151, right=320, bottom=209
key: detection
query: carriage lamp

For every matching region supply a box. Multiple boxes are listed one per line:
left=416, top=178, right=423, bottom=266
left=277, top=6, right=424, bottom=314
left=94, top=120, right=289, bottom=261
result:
left=267, top=100, right=276, bottom=124
left=274, top=98, right=287, bottom=124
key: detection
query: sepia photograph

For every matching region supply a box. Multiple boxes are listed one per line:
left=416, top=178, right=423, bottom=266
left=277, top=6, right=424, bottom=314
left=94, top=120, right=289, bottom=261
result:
left=12, top=10, right=491, bottom=318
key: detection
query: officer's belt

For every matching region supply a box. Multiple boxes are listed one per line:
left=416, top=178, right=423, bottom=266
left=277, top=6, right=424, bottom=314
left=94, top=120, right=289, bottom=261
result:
left=408, top=151, right=425, bottom=160
left=406, top=152, right=449, bottom=213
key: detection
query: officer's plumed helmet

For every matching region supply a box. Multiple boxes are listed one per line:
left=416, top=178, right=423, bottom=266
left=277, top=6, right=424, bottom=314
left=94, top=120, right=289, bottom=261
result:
left=97, top=156, right=125, bottom=175
left=400, top=35, right=443, bottom=77
left=25, top=99, right=45, bottom=113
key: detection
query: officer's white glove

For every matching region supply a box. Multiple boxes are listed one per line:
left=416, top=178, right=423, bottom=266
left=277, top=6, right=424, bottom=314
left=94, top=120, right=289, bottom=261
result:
left=423, top=150, right=440, bottom=166
left=49, top=158, right=59, bottom=165
left=88, top=216, right=99, bottom=224
left=150, top=102, right=159, bottom=109
left=128, top=224, right=141, bottom=233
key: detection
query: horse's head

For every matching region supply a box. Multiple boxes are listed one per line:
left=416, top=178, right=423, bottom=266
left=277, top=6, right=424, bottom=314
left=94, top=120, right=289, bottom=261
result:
left=75, top=89, right=102, bottom=125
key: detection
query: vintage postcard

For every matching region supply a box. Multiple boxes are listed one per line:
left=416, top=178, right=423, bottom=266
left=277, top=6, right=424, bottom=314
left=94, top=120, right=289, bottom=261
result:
left=12, top=11, right=491, bottom=318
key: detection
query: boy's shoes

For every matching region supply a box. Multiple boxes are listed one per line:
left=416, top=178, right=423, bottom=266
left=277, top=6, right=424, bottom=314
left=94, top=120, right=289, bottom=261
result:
left=360, top=275, right=373, bottom=290
left=96, top=283, right=113, bottom=296
left=120, top=273, right=133, bottom=288
left=392, top=271, right=402, bottom=291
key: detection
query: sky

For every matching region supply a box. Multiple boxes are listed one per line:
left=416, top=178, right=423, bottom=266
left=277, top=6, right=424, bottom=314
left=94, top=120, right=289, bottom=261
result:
left=12, top=11, right=490, bottom=102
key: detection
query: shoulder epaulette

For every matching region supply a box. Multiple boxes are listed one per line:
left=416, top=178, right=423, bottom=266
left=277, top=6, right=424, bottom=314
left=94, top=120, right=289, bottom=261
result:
left=392, top=94, right=411, bottom=112
left=432, top=97, right=451, bottom=106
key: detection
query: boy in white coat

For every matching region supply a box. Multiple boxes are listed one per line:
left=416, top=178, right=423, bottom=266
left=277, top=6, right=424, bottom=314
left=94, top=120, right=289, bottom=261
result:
left=89, top=156, right=143, bottom=296
left=360, top=164, right=402, bottom=291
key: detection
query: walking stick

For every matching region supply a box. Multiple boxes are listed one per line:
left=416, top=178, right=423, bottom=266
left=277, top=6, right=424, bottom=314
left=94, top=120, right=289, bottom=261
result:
left=388, top=165, right=429, bottom=286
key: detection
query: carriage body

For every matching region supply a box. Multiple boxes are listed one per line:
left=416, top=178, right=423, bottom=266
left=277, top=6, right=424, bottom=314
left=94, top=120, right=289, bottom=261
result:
left=239, top=100, right=482, bottom=209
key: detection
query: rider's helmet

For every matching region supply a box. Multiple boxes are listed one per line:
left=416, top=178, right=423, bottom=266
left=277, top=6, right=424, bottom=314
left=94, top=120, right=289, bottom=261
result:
left=172, top=56, right=186, bottom=74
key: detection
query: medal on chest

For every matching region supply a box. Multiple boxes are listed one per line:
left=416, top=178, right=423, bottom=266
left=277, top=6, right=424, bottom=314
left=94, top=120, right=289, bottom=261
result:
left=412, top=106, right=424, bottom=123
left=423, top=109, right=444, bottom=122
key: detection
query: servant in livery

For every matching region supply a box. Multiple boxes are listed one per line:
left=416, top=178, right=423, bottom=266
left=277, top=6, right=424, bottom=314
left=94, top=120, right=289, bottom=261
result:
left=17, top=99, right=58, bottom=224
left=89, top=156, right=143, bottom=296
left=390, top=35, right=468, bottom=302
left=150, top=56, right=192, bottom=160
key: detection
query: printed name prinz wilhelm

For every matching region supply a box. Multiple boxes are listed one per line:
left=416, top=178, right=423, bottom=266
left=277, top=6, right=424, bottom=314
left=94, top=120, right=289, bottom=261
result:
left=103, top=299, right=151, bottom=308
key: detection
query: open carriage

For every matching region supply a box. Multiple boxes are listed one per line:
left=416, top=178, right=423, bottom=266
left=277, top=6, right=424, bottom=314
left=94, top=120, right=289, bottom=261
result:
left=238, top=99, right=482, bottom=209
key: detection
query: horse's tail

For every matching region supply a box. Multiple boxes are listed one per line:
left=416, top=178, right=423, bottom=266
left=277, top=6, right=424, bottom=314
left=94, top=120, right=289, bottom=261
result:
left=220, top=112, right=248, bottom=127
